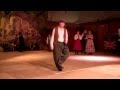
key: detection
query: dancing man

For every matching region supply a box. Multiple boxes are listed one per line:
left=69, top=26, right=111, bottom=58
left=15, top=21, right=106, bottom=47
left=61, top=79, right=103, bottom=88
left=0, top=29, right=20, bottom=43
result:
left=50, top=20, right=69, bottom=71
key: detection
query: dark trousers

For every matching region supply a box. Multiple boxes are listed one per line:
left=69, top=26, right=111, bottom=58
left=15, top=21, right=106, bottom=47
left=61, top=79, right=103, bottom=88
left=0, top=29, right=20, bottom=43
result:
left=19, top=44, right=25, bottom=52
left=82, top=40, right=86, bottom=54
left=53, top=42, right=69, bottom=69
left=47, top=44, right=51, bottom=52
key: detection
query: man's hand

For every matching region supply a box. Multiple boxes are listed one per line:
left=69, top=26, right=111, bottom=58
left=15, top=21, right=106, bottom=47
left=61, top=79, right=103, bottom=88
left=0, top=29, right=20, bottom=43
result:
left=65, top=41, right=68, bottom=45
left=50, top=45, right=54, bottom=50
left=84, top=30, right=87, bottom=34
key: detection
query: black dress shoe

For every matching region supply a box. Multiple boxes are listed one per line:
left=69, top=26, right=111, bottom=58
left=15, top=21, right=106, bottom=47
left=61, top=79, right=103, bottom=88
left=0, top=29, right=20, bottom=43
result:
left=60, top=66, right=64, bottom=69
left=58, top=66, right=62, bottom=71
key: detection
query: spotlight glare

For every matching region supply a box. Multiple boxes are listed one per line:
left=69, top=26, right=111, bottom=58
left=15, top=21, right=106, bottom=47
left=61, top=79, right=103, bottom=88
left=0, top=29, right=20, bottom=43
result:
left=69, top=55, right=120, bottom=62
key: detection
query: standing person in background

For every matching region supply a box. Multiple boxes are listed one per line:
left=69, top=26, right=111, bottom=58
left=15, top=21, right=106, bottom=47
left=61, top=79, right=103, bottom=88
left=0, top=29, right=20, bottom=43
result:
left=50, top=20, right=69, bottom=71
left=46, top=33, right=51, bottom=52
left=81, top=29, right=87, bottom=54
left=18, top=32, right=25, bottom=52
left=73, top=31, right=84, bottom=55
left=85, top=30, right=95, bottom=54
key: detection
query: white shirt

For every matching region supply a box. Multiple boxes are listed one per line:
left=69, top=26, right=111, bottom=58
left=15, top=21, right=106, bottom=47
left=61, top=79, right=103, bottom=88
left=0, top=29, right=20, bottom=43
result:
left=74, top=33, right=84, bottom=40
left=46, top=36, right=51, bottom=44
left=85, top=34, right=93, bottom=39
left=58, top=27, right=65, bottom=42
left=50, top=27, right=68, bottom=50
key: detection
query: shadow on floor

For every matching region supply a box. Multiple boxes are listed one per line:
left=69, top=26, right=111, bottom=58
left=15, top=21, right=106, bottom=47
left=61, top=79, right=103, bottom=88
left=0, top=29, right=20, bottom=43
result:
left=29, top=60, right=57, bottom=71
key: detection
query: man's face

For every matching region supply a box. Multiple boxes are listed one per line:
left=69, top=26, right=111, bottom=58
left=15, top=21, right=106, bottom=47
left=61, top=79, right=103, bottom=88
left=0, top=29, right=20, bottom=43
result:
left=59, top=22, right=65, bottom=28
left=77, top=31, right=79, bottom=35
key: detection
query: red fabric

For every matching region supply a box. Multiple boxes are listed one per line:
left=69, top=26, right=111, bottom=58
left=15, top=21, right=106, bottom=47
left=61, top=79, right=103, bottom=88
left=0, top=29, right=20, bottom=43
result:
left=73, top=39, right=82, bottom=50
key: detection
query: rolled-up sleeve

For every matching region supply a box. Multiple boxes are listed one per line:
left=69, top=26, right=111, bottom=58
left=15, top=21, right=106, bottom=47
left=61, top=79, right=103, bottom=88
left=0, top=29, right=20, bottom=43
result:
left=50, top=28, right=55, bottom=49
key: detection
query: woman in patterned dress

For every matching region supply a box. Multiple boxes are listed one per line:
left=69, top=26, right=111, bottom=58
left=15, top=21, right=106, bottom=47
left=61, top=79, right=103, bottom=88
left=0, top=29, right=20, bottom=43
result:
left=85, top=30, right=95, bottom=54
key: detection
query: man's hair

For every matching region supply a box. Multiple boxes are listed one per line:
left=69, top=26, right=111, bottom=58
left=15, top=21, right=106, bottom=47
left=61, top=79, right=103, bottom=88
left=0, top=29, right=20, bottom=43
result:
left=59, top=20, right=65, bottom=23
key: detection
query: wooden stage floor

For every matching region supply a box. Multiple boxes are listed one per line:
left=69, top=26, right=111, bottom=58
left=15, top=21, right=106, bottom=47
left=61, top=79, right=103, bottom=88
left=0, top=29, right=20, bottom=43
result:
left=0, top=51, right=120, bottom=79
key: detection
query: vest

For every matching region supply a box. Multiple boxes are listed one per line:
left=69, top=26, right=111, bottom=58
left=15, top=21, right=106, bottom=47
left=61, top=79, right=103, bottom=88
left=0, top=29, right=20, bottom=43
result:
left=54, top=27, right=67, bottom=45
